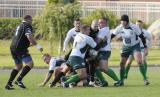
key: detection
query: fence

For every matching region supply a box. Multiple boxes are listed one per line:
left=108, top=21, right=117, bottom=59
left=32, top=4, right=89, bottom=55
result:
left=0, top=0, right=46, bottom=17
left=80, top=1, right=160, bottom=23
left=1, top=0, right=160, bottom=23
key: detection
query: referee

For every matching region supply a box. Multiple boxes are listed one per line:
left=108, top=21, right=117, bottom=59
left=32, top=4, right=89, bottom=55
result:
left=5, top=15, right=43, bottom=90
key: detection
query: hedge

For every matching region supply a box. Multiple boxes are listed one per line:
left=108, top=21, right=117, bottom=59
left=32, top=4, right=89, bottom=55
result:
left=0, top=18, right=21, bottom=39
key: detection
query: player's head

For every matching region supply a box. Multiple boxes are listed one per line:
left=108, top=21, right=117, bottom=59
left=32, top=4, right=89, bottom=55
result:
left=42, top=53, right=51, bottom=64
left=23, top=15, right=32, bottom=25
left=136, top=20, right=144, bottom=28
left=74, top=18, right=81, bottom=32
left=120, top=15, right=129, bottom=27
left=91, top=19, right=99, bottom=31
left=81, top=24, right=90, bottom=35
left=98, top=17, right=108, bottom=29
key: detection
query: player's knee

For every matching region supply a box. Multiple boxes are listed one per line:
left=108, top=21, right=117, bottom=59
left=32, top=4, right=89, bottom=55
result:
left=120, top=58, right=127, bottom=65
left=26, top=61, right=34, bottom=68
left=137, top=60, right=143, bottom=65
left=80, top=73, right=87, bottom=79
left=15, top=65, right=23, bottom=71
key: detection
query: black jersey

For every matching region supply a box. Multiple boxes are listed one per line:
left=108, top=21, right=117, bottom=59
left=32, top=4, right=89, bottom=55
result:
left=90, top=28, right=99, bottom=40
left=10, top=21, right=33, bottom=52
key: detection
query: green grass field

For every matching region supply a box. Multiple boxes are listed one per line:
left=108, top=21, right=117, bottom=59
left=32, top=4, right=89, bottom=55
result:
left=0, top=40, right=160, bottom=97
left=0, top=68, right=159, bottom=97
left=0, top=40, right=160, bottom=68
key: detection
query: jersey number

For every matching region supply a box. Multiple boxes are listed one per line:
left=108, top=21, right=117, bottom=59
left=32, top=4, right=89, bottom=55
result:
left=74, top=42, right=89, bottom=54
left=15, top=26, right=20, bottom=36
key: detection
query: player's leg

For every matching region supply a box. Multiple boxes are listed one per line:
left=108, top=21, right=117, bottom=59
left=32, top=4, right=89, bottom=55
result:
left=125, top=55, right=134, bottom=79
left=115, top=45, right=132, bottom=86
left=5, top=51, right=23, bottom=90
left=95, top=68, right=108, bottom=87
left=15, top=53, right=33, bottom=88
left=134, top=51, right=147, bottom=82
left=134, top=50, right=149, bottom=85
left=87, top=60, right=96, bottom=82
left=49, top=64, right=70, bottom=87
left=63, top=68, right=87, bottom=88
left=62, top=56, right=86, bottom=88
left=97, top=51, right=119, bottom=83
left=141, top=49, right=148, bottom=75
left=142, top=50, right=150, bottom=85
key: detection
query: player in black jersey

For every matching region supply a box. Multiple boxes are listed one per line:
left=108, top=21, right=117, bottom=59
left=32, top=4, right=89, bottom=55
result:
left=5, top=15, right=43, bottom=90
left=86, top=20, right=108, bottom=87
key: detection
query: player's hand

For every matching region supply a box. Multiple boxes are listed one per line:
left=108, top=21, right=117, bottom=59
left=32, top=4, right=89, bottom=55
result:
left=144, top=48, right=148, bottom=56
left=38, top=83, right=45, bottom=87
left=63, top=48, right=66, bottom=52
left=39, top=47, right=43, bottom=52
left=36, top=44, right=43, bottom=52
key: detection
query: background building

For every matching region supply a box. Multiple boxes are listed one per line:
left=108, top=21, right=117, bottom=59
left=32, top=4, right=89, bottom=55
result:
left=1, top=0, right=160, bottom=23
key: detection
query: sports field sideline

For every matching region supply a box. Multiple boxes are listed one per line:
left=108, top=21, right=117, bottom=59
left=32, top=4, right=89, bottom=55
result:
left=0, top=40, right=160, bottom=68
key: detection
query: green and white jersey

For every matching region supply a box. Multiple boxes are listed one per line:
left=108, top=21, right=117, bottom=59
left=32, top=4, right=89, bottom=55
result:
left=97, top=27, right=111, bottom=51
left=70, top=33, right=97, bottom=58
left=139, top=29, right=152, bottom=48
left=113, top=23, right=142, bottom=47
left=63, top=28, right=80, bottom=51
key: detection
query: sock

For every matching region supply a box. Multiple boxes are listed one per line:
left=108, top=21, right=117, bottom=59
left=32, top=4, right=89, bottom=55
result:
left=7, top=69, right=19, bottom=85
left=144, top=61, right=148, bottom=74
left=17, top=65, right=31, bottom=81
left=64, top=74, right=80, bottom=84
left=139, top=64, right=147, bottom=80
left=95, top=69, right=107, bottom=83
left=88, top=61, right=95, bottom=82
left=120, top=66, right=125, bottom=82
left=51, top=72, right=65, bottom=85
left=125, top=64, right=131, bottom=77
left=103, top=68, right=119, bottom=81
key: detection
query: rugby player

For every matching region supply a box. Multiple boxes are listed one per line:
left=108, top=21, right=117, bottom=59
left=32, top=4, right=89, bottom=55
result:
left=112, top=15, right=148, bottom=86
left=95, top=18, right=120, bottom=86
left=124, top=20, right=151, bottom=85
left=59, top=25, right=101, bottom=88
left=86, top=20, right=108, bottom=87
left=38, top=54, right=65, bottom=87
left=5, top=15, right=43, bottom=90
left=63, top=19, right=81, bottom=52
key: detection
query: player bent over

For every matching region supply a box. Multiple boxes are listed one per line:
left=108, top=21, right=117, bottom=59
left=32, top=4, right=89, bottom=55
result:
left=61, top=24, right=103, bottom=88
left=38, top=54, right=66, bottom=87
left=5, top=15, right=43, bottom=90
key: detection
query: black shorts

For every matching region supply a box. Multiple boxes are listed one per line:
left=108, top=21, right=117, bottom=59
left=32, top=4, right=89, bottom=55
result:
left=10, top=49, right=32, bottom=65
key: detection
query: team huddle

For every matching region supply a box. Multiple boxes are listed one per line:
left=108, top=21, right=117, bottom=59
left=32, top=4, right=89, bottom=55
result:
left=5, top=14, right=152, bottom=90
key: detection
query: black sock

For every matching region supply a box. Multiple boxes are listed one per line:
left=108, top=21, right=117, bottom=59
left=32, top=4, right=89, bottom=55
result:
left=17, top=65, right=31, bottom=82
left=51, top=72, right=65, bottom=85
left=89, top=61, right=95, bottom=82
left=7, top=69, right=19, bottom=85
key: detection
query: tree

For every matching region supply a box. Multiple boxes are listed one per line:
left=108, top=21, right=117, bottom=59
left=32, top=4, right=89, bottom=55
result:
left=35, top=0, right=81, bottom=55
left=82, top=9, right=119, bottom=29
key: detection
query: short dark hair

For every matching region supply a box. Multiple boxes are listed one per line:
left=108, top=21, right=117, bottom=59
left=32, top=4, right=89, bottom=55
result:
left=100, top=17, right=108, bottom=22
left=23, top=15, right=32, bottom=20
left=81, top=24, right=90, bottom=32
left=137, top=20, right=143, bottom=23
left=121, top=15, right=129, bottom=22
left=74, top=18, right=80, bottom=22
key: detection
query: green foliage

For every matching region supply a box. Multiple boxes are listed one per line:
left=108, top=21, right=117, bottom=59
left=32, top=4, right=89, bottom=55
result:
left=35, top=2, right=81, bottom=39
left=35, top=1, right=81, bottom=54
left=82, top=9, right=119, bottom=29
left=0, top=18, right=21, bottom=39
